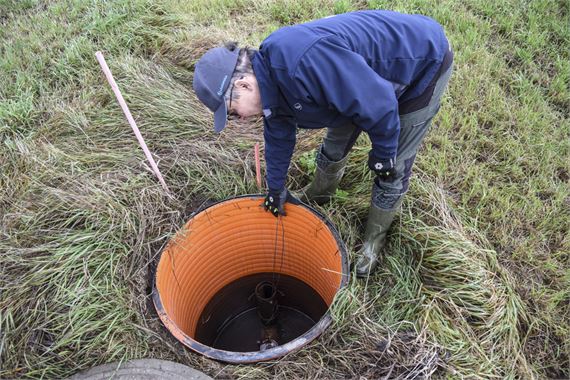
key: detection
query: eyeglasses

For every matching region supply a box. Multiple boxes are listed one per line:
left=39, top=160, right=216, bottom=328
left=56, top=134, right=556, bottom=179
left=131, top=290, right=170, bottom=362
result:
left=227, top=81, right=238, bottom=121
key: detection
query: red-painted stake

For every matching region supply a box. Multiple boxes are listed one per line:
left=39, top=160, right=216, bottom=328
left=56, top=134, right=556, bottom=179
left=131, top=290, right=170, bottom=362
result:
left=254, top=142, right=262, bottom=190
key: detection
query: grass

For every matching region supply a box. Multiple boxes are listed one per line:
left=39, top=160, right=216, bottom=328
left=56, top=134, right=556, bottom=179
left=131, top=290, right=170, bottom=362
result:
left=1, top=0, right=568, bottom=378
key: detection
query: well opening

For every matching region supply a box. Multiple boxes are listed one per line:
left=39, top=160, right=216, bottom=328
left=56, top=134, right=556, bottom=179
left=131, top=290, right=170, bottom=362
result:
left=153, top=196, right=348, bottom=363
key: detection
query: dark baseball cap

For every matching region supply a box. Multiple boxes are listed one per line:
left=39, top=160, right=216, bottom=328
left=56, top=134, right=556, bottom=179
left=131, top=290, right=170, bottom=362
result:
left=193, top=46, right=240, bottom=133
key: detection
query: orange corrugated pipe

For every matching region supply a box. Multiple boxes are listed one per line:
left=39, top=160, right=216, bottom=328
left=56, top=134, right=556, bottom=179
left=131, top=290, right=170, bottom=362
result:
left=152, top=196, right=349, bottom=363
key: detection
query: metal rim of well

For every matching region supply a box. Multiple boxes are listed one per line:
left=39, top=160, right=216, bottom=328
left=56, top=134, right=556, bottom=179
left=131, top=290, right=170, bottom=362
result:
left=151, top=194, right=350, bottom=363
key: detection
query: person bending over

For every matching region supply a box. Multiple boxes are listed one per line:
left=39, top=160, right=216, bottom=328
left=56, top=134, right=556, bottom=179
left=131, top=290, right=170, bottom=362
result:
left=192, top=10, right=453, bottom=277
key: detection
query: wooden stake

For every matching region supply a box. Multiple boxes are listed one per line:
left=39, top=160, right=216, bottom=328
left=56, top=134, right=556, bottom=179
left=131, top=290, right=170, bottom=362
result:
left=95, top=51, right=171, bottom=196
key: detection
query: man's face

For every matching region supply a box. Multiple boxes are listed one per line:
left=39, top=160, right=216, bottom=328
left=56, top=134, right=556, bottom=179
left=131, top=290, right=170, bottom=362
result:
left=227, top=75, right=262, bottom=120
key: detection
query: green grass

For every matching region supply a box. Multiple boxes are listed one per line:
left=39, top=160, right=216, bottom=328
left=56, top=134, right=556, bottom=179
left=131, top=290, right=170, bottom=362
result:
left=1, top=0, right=568, bottom=378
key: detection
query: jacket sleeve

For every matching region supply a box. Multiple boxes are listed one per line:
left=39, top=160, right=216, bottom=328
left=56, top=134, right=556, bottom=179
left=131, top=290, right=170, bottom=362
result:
left=264, top=115, right=296, bottom=191
left=295, top=36, right=399, bottom=160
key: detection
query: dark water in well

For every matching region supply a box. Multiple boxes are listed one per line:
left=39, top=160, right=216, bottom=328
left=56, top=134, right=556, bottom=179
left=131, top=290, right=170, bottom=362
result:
left=194, top=273, right=328, bottom=352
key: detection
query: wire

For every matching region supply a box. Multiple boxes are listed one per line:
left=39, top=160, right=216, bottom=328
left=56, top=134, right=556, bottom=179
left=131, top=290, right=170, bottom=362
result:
left=271, top=216, right=286, bottom=288
left=271, top=217, right=279, bottom=284
left=277, top=217, right=286, bottom=287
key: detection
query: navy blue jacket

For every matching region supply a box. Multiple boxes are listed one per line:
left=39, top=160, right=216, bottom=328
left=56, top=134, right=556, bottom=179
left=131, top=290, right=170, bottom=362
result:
left=251, top=10, right=449, bottom=191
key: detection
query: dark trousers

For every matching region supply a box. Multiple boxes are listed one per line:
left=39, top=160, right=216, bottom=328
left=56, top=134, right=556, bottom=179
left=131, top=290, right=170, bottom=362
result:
left=322, top=61, right=453, bottom=210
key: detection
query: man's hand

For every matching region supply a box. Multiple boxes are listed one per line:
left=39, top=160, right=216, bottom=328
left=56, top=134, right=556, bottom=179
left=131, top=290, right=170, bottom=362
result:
left=263, top=187, right=301, bottom=217
left=368, top=153, right=397, bottom=182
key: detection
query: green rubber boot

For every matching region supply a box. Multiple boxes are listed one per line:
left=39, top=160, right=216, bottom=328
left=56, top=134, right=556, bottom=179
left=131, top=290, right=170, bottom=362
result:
left=297, top=147, right=348, bottom=205
left=355, top=190, right=402, bottom=278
